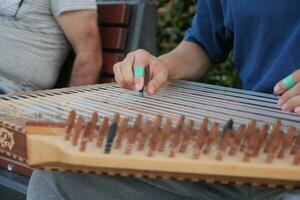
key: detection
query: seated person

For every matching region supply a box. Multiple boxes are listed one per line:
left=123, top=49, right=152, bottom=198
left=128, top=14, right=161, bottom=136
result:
left=28, top=0, right=300, bottom=200
left=0, top=0, right=102, bottom=94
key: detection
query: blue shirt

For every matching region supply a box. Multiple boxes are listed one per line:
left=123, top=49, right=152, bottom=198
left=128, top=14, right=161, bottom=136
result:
left=184, top=0, right=300, bottom=93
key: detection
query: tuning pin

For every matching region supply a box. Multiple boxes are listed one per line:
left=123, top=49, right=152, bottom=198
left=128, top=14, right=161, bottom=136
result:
left=80, top=122, right=93, bottom=152
left=104, top=117, right=119, bottom=154
left=87, top=112, right=99, bottom=141
left=71, top=116, right=84, bottom=146
left=115, top=117, right=129, bottom=149
left=148, top=115, right=162, bottom=157
left=293, top=149, right=300, bottom=166
left=222, top=119, right=233, bottom=137
left=241, top=120, right=256, bottom=152
left=265, top=133, right=282, bottom=164
left=96, top=116, right=109, bottom=148
left=125, top=115, right=142, bottom=155
left=253, top=123, right=268, bottom=157
left=291, top=134, right=300, bottom=155
left=192, top=127, right=208, bottom=159
left=243, top=131, right=259, bottom=162
left=137, top=120, right=152, bottom=151
left=203, top=119, right=216, bottom=155
left=179, top=120, right=194, bottom=153
left=229, top=125, right=245, bottom=156
left=216, top=129, right=231, bottom=161
left=91, top=112, right=98, bottom=130
left=158, top=119, right=172, bottom=152
left=65, top=110, right=76, bottom=140
left=278, top=127, right=295, bottom=159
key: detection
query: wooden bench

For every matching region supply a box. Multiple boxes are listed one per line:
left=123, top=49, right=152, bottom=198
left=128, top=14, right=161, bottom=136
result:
left=0, top=1, right=156, bottom=199
left=55, top=0, right=156, bottom=86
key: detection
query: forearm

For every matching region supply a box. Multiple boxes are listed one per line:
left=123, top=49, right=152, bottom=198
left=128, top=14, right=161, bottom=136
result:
left=159, top=41, right=212, bottom=80
left=57, top=10, right=102, bottom=86
left=70, top=52, right=102, bottom=86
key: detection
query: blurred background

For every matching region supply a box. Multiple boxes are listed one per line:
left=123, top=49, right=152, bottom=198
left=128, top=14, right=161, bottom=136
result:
left=154, top=0, right=241, bottom=88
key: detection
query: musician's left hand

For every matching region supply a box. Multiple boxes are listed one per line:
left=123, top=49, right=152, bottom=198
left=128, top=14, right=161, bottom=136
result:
left=274, top=69, right=300, bottom=114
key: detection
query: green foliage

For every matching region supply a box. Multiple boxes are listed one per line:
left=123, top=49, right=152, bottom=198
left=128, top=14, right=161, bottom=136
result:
left=153, top=0, right=241, bottom=88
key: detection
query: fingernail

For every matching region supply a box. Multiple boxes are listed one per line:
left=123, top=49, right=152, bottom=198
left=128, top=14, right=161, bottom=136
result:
left=274, top=85, right=280, bottom=94
left=282, top=103, right=290, bottom=112
left=134, top=77, right=144, bottom=91
left=277, top=98, right=283, bottom=106
left=295, top=107, right=300, bottom=114
left=135, top=83, right=143, bottom=91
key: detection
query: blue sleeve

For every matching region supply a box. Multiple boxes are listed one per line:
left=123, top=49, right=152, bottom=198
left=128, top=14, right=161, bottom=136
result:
left=184, top=0, right=232, bottom=64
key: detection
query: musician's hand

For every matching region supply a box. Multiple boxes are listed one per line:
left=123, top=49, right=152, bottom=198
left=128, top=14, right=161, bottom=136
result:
left=274, top=69, right=300, bottom=114
left=113, top=49, right=169, bottom=95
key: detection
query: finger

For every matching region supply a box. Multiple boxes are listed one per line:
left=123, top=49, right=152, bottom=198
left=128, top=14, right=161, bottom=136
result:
left=113, top=62, right=124, bottom=85
left=295, top=106, right=300, bottom=115
left=281, top=95, right=300, bottom=113
left=274, top=70, right=300, bottom=94
left=278, top=83, right=300, bottom=106
left=133, top=49, right=150, bottom=91
left=119, top=52, right=135, bottom=87
left=147, top=71, right=168, bottom=95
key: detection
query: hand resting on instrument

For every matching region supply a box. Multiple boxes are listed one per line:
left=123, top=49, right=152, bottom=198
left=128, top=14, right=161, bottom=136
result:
left=274, top=69, right=300, bottom=115
left=113, top=41, right=213, bottom=95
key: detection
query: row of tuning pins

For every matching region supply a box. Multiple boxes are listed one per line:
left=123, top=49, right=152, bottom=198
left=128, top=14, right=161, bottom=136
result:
left=194, top=119, right=300, bottom=165
left=64, top=110, right=120, bottom=154
left=63, top=110, right=300, bottom=165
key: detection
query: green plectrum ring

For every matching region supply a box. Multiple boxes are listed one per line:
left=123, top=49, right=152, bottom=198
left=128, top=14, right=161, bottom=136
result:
left=134, top=66, right=145, bottom=77
left=283, top=74, right=297, bottom=90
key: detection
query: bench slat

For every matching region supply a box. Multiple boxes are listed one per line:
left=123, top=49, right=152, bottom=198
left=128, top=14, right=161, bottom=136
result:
left=101, top=27, right=128, bottom=50
left=98, top=4, right=131, bottom=25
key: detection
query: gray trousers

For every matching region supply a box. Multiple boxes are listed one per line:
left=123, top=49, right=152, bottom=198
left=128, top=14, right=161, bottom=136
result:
left=27, top=170, right=300, bottom=200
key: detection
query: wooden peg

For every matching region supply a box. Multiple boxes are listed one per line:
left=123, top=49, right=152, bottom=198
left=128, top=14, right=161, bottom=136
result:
left=148, top=115, right=162, bottom=157
left=65, top=110, right=76, bottom=140
left=104, top=119, right=119, bottom=154
left=291, top=134, right=300, bottom=155
left=203, top=118, right=216, bottom=155
left=137, top=120, right=152, bottom=151
left=113, top=113, right=120, bottom=124
left=115, top=117, right=129, bottom=149
left=229, top=125, right=245, bottom=156
left=253, top=123, right=268, bottom=157
left=80, top=122, right=93, bottom=152
left=265, top=132, right=282, bottom=164
left=96, top=116, right=109, bottom=148
left=90, top=112, right=98, bottom=130
left=240, top=120, right=256, bottom=152
left=175, top=116, right=185, bottom=132
left=243, top=130, right=259, bottom=162
left=192, top=124, right=208, bottom=159
left=158, top=119, right=172, bottom=152
left=169, top=116, right=186, bottom=157
left=222, top=119, right=233, bottom=137
left=179, top=120, right=194, bottom=153
left=278, top=127, right=295, bottom=159
left=71, top=116, right=84, bottom=146
left=216, top=129, right=231, bottom=161
left=88, top=112, right=99, bottom=141
left=293, top=149, right=300, bottom=166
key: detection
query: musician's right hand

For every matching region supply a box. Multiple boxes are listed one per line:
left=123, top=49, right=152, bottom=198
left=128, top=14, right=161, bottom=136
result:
left=113, top=49, right=169, bottom=95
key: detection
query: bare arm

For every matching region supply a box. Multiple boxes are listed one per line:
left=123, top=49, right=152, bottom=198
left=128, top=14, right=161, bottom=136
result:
left=160, top=41, right=212, bottom=80
left=113, top=41, right=212, bottom=94
left=56, top=10, right=102, bottom=86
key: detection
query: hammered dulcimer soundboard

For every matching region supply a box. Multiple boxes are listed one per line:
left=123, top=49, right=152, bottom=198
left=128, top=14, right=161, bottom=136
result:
left=0, top=80, right=300, bottom=188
